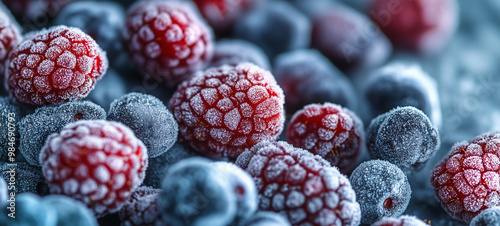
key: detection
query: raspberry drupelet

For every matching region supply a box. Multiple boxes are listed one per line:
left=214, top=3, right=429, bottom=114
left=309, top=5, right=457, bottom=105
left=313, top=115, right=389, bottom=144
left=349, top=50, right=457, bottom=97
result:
left=39, top=120, right=148, bottom=217
left=286, top=103, right=364, bottom=173
left=235, top=141, right=361, bottom=225
left=6, top=25, right=108, bottom=107
left=169, top=63, right=285, bottom=158
left=431, top=132, right=500, bottom=223
left=123, top=0, right=214, bottom=86
left=0, top=5, right=21, bottom=79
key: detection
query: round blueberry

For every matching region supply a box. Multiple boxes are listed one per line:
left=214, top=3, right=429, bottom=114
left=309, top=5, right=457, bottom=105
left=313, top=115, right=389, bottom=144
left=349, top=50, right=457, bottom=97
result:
left=239, top=211, right=291, bottom=226
left=471, top=207, right=500, bottom=226
left=0, top=193, right=57, bottom=226
left=43, top=195, right=98, bottom=226
left=211, top=39, right=270, bottom=70
left=1, top=162, right=49, bottom=195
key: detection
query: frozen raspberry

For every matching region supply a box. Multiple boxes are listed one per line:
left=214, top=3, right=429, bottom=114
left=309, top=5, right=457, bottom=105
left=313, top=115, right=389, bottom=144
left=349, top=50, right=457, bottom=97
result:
left=192, top=0, right=258, bottom=34
left=39, top=120, right=148, bottom=217
left=369, top=0, right=458, bottom=54
left=286, top=103, right=364, bottom=173
left=0, top=5, right=21, bottom=79
left=211, top=39, right=270, bottom=70
left=235, top=141, right=361, bottom=225
left=119, top=187, right=163, bottom=226
left=430, top=132, right=500, bottom=223
left=169, top=63, right=285, bottom=158
left=371, top=215, right=429, bottom=226
left=124, top=0, right=214, bottom=86
left=470, top=206, right=500, bottom=226
left=350, top=160, right=412, bottom=224
left=311, top=2, right=392, bottom=71
left=6, top=25, right=108, bottom=107
left=367, top=106, right=440, bottom=174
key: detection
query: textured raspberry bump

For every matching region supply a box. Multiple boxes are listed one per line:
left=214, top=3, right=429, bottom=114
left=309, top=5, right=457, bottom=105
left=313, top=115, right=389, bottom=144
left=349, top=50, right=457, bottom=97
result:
left=40, top=120, right=148, bottom=217
left=235, top=141, right=361, bottom=225
left=286, top=103, right=364, bottom=173
left=169, top=63, right=285, bottom=157
left=124, top=0, right=214, bottom=86
left=431, top=133, right=500, bottom=222
left=0, top=5, right=21, bottom=78
left=6, top=25, right=108, bottom=106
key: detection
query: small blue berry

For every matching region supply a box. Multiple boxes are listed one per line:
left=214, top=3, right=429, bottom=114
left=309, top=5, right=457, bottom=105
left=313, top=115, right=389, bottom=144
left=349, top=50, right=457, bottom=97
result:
left=471, top=207, right=500, bottom=226
left=86, top=68, right=128, bottom=110
left=0, top=193, right=57, bottom=226
left=43, top=195, right=98, bottom=226
left=1, top=162, right=49, bottom=195
left=212, top=39, right=271, bottom=70
left=0, top=97, right=23, bottom=162
left=0, top=177, right=7, bottom=207
left=239, top=211, right=291, bottom=226
left=350, top=160, right=412, bottom=224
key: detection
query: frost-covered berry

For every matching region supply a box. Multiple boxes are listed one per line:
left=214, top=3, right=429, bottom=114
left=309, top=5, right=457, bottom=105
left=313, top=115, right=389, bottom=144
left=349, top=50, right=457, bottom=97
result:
left=236, top=141, right=361, bottom=225
left=107, top=92, right=178, bottom=158
left=19, top=101, right=106, bottom=165
left=0, top=177, right=7, bottom=207
left=44, top=195, right=98, bottom=226
left=119, top=187, right=163, bottom=226
left=124, top=0, right=214, bottom=86
left=311, top=2, right=392, bottom=71
left=192, top=0, right=258, bottom=34
left=143, top=141, right=197, bottom=188
left=367, top=106, right=440, bottom=174
left=430, top=132, right=500, bottom=223
left=369, top=0, right=458, bottom=54
left=371, top=215, right=429, bottom=226
left=364, top=63, right=442, bottom=127
left=470, top=206, right=500, bottom=226
left=0, top=97, right=23, bottom=162
left=350, top=160, right=412, bottom=224
left=287, top=103, right=364, bottom=173
left=212, top=162, right=258, bottom=223
left=1, top=162, right=49, bottom=195
left=0, top=5, right=21, bottom=79
left=239, top=211, right=291, bottom=226
left=6, top=25, right=108, bottom=106
left=234, top=1, right=310, bottom=59
left=159, top=157, right=236, bottom=226
left=211, top=39, right=270, bottom=70
left=2, top=0, right=75, bottom=22
left=40, top=120, right=148, bottom=217
left=0, top=193, right=57, bottom=226
left=169, top=63, right=285, bottom=158
left=86, top=68, right=127, bottom=109
left=273, top=49, right=357, bottom=114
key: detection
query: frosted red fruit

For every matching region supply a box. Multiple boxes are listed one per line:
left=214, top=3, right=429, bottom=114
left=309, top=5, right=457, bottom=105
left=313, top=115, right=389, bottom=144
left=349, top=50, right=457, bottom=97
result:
left=124, top=0, right=214, bottom=86
left=369, top=0, right=458, bottom=54
left=235, top=141, right=361, bottom=225
left=0, top=6, right=21, bottom=78
left=286, top=103, right=364, bottom=173
left=192, top=0, right=257, bottom=34
left=169, top=63, right=285, bottom=158
left=430, top=133, right=500, bottom=223
left=40, top=120, right=148, bottom=217
left=6, top=25, right=108, bottom=106
left=119, top=187, right=163, bottom=226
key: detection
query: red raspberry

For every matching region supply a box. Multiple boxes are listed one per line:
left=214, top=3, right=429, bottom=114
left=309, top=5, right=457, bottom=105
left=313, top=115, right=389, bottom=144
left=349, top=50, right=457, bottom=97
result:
left=169, top=63, right=285, bottom=158
left=124, top=0, right=214, bottom=86
left=235, top=141, right=361, bottom=225
left=286, top=103, right=364, bottom=173
left=0, top=6, right=21, bottom=79
left=192, top=0, right=257, bottom=34
left=369, top=0, right=458, bottom=54
left=430, top=133, right=500, bottom=223
left=119, top=187, right=163, bottom=226
left=40, top=120, right=148, bottom=217
left=6, top=25, right=108, bottom=107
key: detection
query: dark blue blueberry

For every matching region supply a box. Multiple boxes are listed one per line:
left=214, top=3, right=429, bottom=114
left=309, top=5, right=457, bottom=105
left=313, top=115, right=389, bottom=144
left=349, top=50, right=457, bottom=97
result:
left=86, top=68, right=128, bottom=110
left=211, top=39, right=271, bottom=70
left=1, top=162, right=49, bottom=195
left=0, top=177, right=7, bottom=207
left=18, top=101, right=106, bottom=165
left=471, top=207, right=500, bottom=226
left=0, top=193, right=57, bottom=226
left=107, top=92, right=178, bottom=158
left=0, top=97, right=23, bottom=163
left=367, top=106, right=440, bottom=173
left=239, top=211, right=291, bottom=226
left=43, top=195, right=98, bottom=226
left=350, top=160, right=412, bottom=224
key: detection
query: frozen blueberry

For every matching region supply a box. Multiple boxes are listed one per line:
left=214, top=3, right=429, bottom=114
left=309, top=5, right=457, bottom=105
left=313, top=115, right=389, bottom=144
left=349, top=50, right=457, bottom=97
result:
left=239, top=211, right=291, bottom=226
left=350, top=160, right=412, bottom=224
left=471, top=207, right=500, bottom=226
left=43, top=195, right=98, bottom=226
left=0, top=177, right=7, bottom=207
left=0, top=193, right=57, bottom=226
left=159, top=157, right=236, bottom=226
left=1, top=162, right=49, bottom=195
left=86, top=68, right=128, bottom=110
left=234, top=0, right=310, bottom=59
left=18, top=101, right=106, bottom=165
left=107, top=92, right=178, bottom=158
left=367, top=106, right=440, bottom=174
left=0, top=97, right=23, bottom=163
left=289, top=0, right=337, bottom=17
left=372, top=215, right=429, bottom=226
left=144, top=141, right=197, bottom=188
left=273, top=49, right=357, bottom=114
left=364, top=63, right=442, bottom=127
left=52, top=1, right=125, bottom=68
left=212, top=162, right=257, bottom=223
left=211, top=39, right=271, bottom=70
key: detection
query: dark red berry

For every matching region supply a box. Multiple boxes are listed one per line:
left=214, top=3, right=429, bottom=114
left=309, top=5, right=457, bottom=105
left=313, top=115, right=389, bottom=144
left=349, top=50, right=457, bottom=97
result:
left=0, top=5, right=21, bottom=79
left=119, top=187, right=163, bottom=226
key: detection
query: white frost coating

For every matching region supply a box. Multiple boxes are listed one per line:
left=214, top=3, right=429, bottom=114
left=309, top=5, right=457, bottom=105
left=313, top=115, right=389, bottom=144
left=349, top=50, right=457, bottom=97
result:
left=52, top=68, right=73, bottom=89
left=240, top=103, right=253, bottom=118
left=483, top=171, right=500, bottom=190
left=255, top=98, right=280, bottom=118
left=112, top=174, right=126, bottom=190
left=94, top=165, right=111, bottom=183
left=91, top=185, right=109, bottom=201
left=165, top=24, right=184, bottom=42
left=26, top=54, right=41, bottom=69
left=322, top=114, right=339, bottom=130
left=63, top=179, right=79, bottom=194
left=210, top=128, right=232, bottom=144
left=318, top=128, right=335, bottom=141
left=204, top=108, right=223, bottom=126
left=57, top=51, right=77, bottom=69
left=286, top=191, right=305, bottom=208
left=145, top=42, right=161, bottom=58
left=30, top=42, right=47, bottom=54
left=139, top=25, right=155, bottom=42
left=201, top=88, right=218, bottom=106
left=106, top=156, right=125, bottom=172
left=37, top=59, right=55, bottom=76
left=154, top=13, right=172, bottom=31
left=224, top=108, right=241, bottom=131
left=190, top=93, right=206, bottom=115
left=216, top=98, right=234, bottom=112
left=247, top=86, right=269, bottom=104
left=81, top=179, right=98, bottom=195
